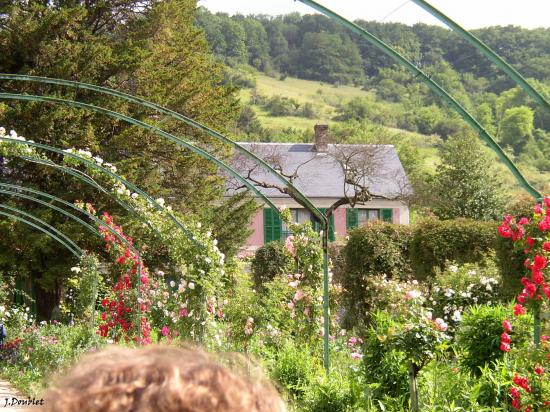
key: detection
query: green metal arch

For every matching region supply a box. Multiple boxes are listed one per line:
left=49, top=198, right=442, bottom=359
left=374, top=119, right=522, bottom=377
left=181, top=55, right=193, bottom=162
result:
left=0, top=208, right=81, bottom=258
left=0, top=74, right=326, bottom=223
left=0, top=186, right=139, bottom=257
left=0, top=202, right=81, bottom=255
left=297, top=0, right=542, bottom=201
left=19, top=154, right=159, bottom=236
left=0, top=92, right=281, bottom=215
left=410, top=0, right=550, bottom=113
left=0, top=135, right=202, bottom=245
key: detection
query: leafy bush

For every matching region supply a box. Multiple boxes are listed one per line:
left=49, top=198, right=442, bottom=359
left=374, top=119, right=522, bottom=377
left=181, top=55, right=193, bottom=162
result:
left=251, top=241, right=293, bottom=290
left=342, top=222, right=412, bottom=327
left=0, top=323, right=104, bottom=396
left=495, top=195, right=535, bottom=298
left=429, top=260, right=503, bottom=331
left=263, top=95, right=300, bottom=116
left=344, top=222, right=412, bottom=279
left=270, top=341, right=321, bottom=401
left=302, top=371, right=359, bottom=412
left=418, top=357, right=513, bottom=409
left=456, top=304, right=532, bottom=375
left=410, top=218, right=498, bottom=280
left=362, top=311, right=409, bottom=402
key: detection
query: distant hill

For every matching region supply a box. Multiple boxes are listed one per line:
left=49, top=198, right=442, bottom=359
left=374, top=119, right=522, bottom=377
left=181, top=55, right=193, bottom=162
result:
left=196, top=10, right=550, bottom=194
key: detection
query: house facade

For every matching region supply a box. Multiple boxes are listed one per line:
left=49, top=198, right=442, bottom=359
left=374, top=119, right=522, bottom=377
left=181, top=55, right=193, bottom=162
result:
left=230, top=125, right=411, bottom=252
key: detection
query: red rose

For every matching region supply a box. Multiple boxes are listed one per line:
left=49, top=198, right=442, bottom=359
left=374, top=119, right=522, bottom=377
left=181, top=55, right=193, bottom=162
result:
left=500, top=342, right=510, bottom=352
left=513, top=304, right=526, bottom=316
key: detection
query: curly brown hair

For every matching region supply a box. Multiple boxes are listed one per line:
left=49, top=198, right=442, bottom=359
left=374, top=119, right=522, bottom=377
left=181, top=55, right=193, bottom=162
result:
left=43, top=345, right=286, bottom=412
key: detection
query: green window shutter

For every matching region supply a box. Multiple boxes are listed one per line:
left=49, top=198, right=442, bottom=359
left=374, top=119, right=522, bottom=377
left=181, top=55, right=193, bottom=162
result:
left=264, top=208, right=282, bottom=243
left=381, top=208, right=393, bottom=223
left=346, top=208, right=358, bottom=229
left=313, top=208, right=335, bottom=242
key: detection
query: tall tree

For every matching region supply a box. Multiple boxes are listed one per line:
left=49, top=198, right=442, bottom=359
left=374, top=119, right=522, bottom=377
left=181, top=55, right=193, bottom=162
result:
left=431, top=133, right=506, bottom=220
left=0, top=0, right=255, bottom=317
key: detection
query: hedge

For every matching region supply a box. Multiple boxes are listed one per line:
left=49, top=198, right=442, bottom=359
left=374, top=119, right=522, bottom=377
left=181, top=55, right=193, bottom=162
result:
left=409, top=218, right=498, bottom=280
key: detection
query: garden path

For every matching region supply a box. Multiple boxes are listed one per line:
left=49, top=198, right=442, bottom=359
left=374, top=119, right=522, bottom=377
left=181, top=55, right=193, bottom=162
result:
left=0, top=380, right=43, bottom=411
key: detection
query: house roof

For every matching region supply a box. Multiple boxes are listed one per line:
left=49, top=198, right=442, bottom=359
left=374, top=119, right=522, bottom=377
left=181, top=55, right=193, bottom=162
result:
left=228, top=142, right=412, bottom=199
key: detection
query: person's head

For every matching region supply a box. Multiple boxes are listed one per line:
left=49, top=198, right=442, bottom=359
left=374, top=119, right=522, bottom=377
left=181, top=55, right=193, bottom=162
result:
left=44, top=345, right=286, bottom=412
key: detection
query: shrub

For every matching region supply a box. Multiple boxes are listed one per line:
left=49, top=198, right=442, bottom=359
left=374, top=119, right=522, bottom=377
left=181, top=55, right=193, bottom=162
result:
left=342, top=222, right=412, bottom=328
left=270, top=341, right=321, bottom=401
left=302, top=371, right=358, bottom=412
left=344, top=221, right=412, bottom=279
left=495, top=195, right=536, bottom=298
left=429, top=260, right=503, bottom=332
left=456, top=304, right=532, bottom=375
left=251, top=241, right=293, bottom=290
left=362, top=311, right=409, bottom=402
left=410, top=218, right=498, bottom=280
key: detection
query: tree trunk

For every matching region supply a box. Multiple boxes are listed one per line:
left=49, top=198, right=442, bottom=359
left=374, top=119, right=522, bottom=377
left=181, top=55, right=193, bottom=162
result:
left=409, top=361, right=420, bottom=412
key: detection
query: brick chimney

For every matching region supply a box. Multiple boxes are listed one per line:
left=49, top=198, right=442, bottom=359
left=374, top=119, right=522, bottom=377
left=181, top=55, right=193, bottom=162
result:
left=313, top=124, right=329, bottom=152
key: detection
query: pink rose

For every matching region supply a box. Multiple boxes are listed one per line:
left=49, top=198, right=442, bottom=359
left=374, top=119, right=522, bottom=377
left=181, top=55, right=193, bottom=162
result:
left=161, top=326, right=170, bottom=337
left=434, top=318, right=448, bottom=332
left=285, top=236, right=296, bottom=257
left=294, top=290, right=304, bottom=301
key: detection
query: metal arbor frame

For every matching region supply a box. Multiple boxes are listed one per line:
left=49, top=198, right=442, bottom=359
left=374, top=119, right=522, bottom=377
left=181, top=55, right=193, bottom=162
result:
left=410, top=0, right=550, bottom=112
left=0, top=205, right=82, bottom=257
left=0, top=76, right=332, bottom=366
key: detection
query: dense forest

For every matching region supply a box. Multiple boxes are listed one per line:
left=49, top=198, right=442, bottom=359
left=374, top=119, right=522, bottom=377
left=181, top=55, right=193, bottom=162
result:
left=196, top=9, right=550, bottom=176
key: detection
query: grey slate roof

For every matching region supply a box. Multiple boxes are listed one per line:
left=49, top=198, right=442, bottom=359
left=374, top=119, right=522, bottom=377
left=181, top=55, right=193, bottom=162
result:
left=228, top=142, right=412, bottom=199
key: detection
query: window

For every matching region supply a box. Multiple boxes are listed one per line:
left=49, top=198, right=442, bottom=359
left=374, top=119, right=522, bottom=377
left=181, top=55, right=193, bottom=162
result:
left=264, top=208, right=304, bottom=243
left=281, top=209, right=299, bottom=239
left=346, top=208, right=393, bottom=229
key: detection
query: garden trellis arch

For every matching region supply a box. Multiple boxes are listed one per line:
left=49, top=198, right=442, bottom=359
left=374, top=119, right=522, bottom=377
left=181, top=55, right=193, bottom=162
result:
left=0, top=207, right=81, bottom=258
left=17, top=153, right=161, bottom=236
left=0, top=78, right=332, bottom=366
left=0, top=203, right=81, bottom=255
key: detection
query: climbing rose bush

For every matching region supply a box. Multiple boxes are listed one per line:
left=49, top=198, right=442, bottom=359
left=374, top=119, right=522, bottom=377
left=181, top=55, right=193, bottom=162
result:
left=498, top=196, right=550, bottom=411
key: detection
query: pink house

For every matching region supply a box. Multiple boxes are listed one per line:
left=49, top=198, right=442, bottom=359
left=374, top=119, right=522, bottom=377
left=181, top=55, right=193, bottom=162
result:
left=230, top=125, right=411, bottom=253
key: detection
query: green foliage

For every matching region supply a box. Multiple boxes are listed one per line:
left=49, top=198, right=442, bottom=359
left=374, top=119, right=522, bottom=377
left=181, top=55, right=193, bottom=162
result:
left=0, top=323, right=104, bottom=396
left=362, top=311, right=409, bottom=402
left=270, top=341, right=322, bottom=401
left=342, top=222, right=412, bottom=327
left=302, top=370, right=361, bottom=412
left=429, top=261, right=503, bottom=331
left=64, top=253, right=101, bottom=324
left=499, top=106, right=534, bottom=154
left=251, top=241, right=293, bottom=290
left=456, top=305, right=532, bottom=375
left=410, top=218, right=498, bottom=280
left=431, top=134, right=506, bottom=221
left=495, top=196, right=534, bottom=298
